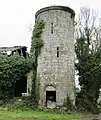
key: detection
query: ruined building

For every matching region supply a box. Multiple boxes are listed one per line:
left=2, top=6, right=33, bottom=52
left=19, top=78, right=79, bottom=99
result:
left=0, top=46, right=28, bottom=97
left=0, top=46, right=27, bottom=58
left=32, top=6, right=75, bottom=108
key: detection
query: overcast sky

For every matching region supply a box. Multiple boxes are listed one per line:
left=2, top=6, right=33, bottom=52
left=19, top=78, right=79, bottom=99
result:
left=0, top=0, right=101, bottom=51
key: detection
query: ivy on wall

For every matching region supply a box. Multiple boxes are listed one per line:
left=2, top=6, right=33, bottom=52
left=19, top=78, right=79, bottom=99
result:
left=30, top=20, right=45, bottom=54
left=30, top=20, right=45, bottom=105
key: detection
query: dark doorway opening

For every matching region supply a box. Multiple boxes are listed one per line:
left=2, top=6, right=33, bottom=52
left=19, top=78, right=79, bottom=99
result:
left=46, top=91, right=56, bottom=105
left=14, top=76, right=27, bottom=97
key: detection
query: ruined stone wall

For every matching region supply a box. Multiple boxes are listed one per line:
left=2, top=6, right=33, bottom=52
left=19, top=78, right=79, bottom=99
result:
left=27, top=70, right=33, bottom=95
left=36, top=6, right=75, bottom=107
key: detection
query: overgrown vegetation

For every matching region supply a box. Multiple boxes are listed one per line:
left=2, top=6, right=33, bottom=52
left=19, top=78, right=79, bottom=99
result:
left=29, top=20, right=45, bottom=106
left=0, top=109, right=87, bottom=120
left=75, top=7, right=101, bottom=113
left=63, top=94, right=75, bottom=111
left=0, top=54, right=32, bottom=103
left=0, top=20, right=45, bottom=109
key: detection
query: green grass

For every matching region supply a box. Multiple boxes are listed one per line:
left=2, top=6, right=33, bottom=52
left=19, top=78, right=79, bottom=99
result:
left=0, top=109, right=88, bottom=120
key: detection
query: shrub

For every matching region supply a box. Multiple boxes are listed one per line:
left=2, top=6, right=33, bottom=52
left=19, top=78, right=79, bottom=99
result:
left=0, top=54, right=32, bottom=102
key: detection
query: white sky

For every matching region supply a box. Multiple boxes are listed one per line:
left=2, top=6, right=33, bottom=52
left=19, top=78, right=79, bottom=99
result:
left=0, top=0, right=101, bottom=52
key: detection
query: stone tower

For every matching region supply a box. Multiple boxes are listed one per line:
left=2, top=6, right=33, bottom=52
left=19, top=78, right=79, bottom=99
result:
left=35, top=6, right=75, bottom=108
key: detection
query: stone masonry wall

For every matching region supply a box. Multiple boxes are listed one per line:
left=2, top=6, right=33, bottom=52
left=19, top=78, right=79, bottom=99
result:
left=36, top=6, right=75, bottom=107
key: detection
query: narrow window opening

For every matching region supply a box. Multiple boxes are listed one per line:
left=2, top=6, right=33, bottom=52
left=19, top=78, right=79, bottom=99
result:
left=51, top=23, right=53, bottom=34
left=57, top=47, right=59, bottom=58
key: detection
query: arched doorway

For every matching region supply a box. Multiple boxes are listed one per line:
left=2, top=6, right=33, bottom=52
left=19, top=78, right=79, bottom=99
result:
left=46, top=85, right=56, bottom=108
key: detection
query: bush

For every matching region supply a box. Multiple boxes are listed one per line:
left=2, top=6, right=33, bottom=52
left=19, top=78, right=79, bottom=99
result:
left=3, top=97, right=29, bottom=110
left=76, top=92, right=100, bottom=114
left=0, top=54, right=32, bottom=102
left=63, top=94, right=75, bottom=111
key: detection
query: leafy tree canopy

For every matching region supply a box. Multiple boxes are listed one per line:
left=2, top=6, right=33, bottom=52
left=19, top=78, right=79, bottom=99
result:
left=0, top=54, right=32, bottom=101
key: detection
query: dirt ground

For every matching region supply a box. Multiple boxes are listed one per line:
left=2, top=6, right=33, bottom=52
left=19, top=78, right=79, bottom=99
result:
left=15, top=117, right=101, bottom=120
left=76, top=114, right=101, bottom=120
left=11, top=115, right=101, bottom=120
left=11, top=116, right=101, bottom=120
left=13, top=115, right=101, bottom=120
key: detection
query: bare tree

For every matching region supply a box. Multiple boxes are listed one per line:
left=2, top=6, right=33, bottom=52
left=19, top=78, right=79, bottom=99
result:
left=75, top=7, right=101, bottom=51
left=75, top=7, right=101, bottom=113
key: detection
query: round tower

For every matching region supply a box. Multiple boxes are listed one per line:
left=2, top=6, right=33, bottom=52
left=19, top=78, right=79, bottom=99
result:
left=35, top=6, right=75, bottom=108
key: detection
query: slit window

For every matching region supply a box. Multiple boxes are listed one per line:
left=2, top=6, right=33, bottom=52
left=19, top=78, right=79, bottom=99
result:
left=51, top=23, right=53, bottom=34
left=57, top=47, right=59, bottom=58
